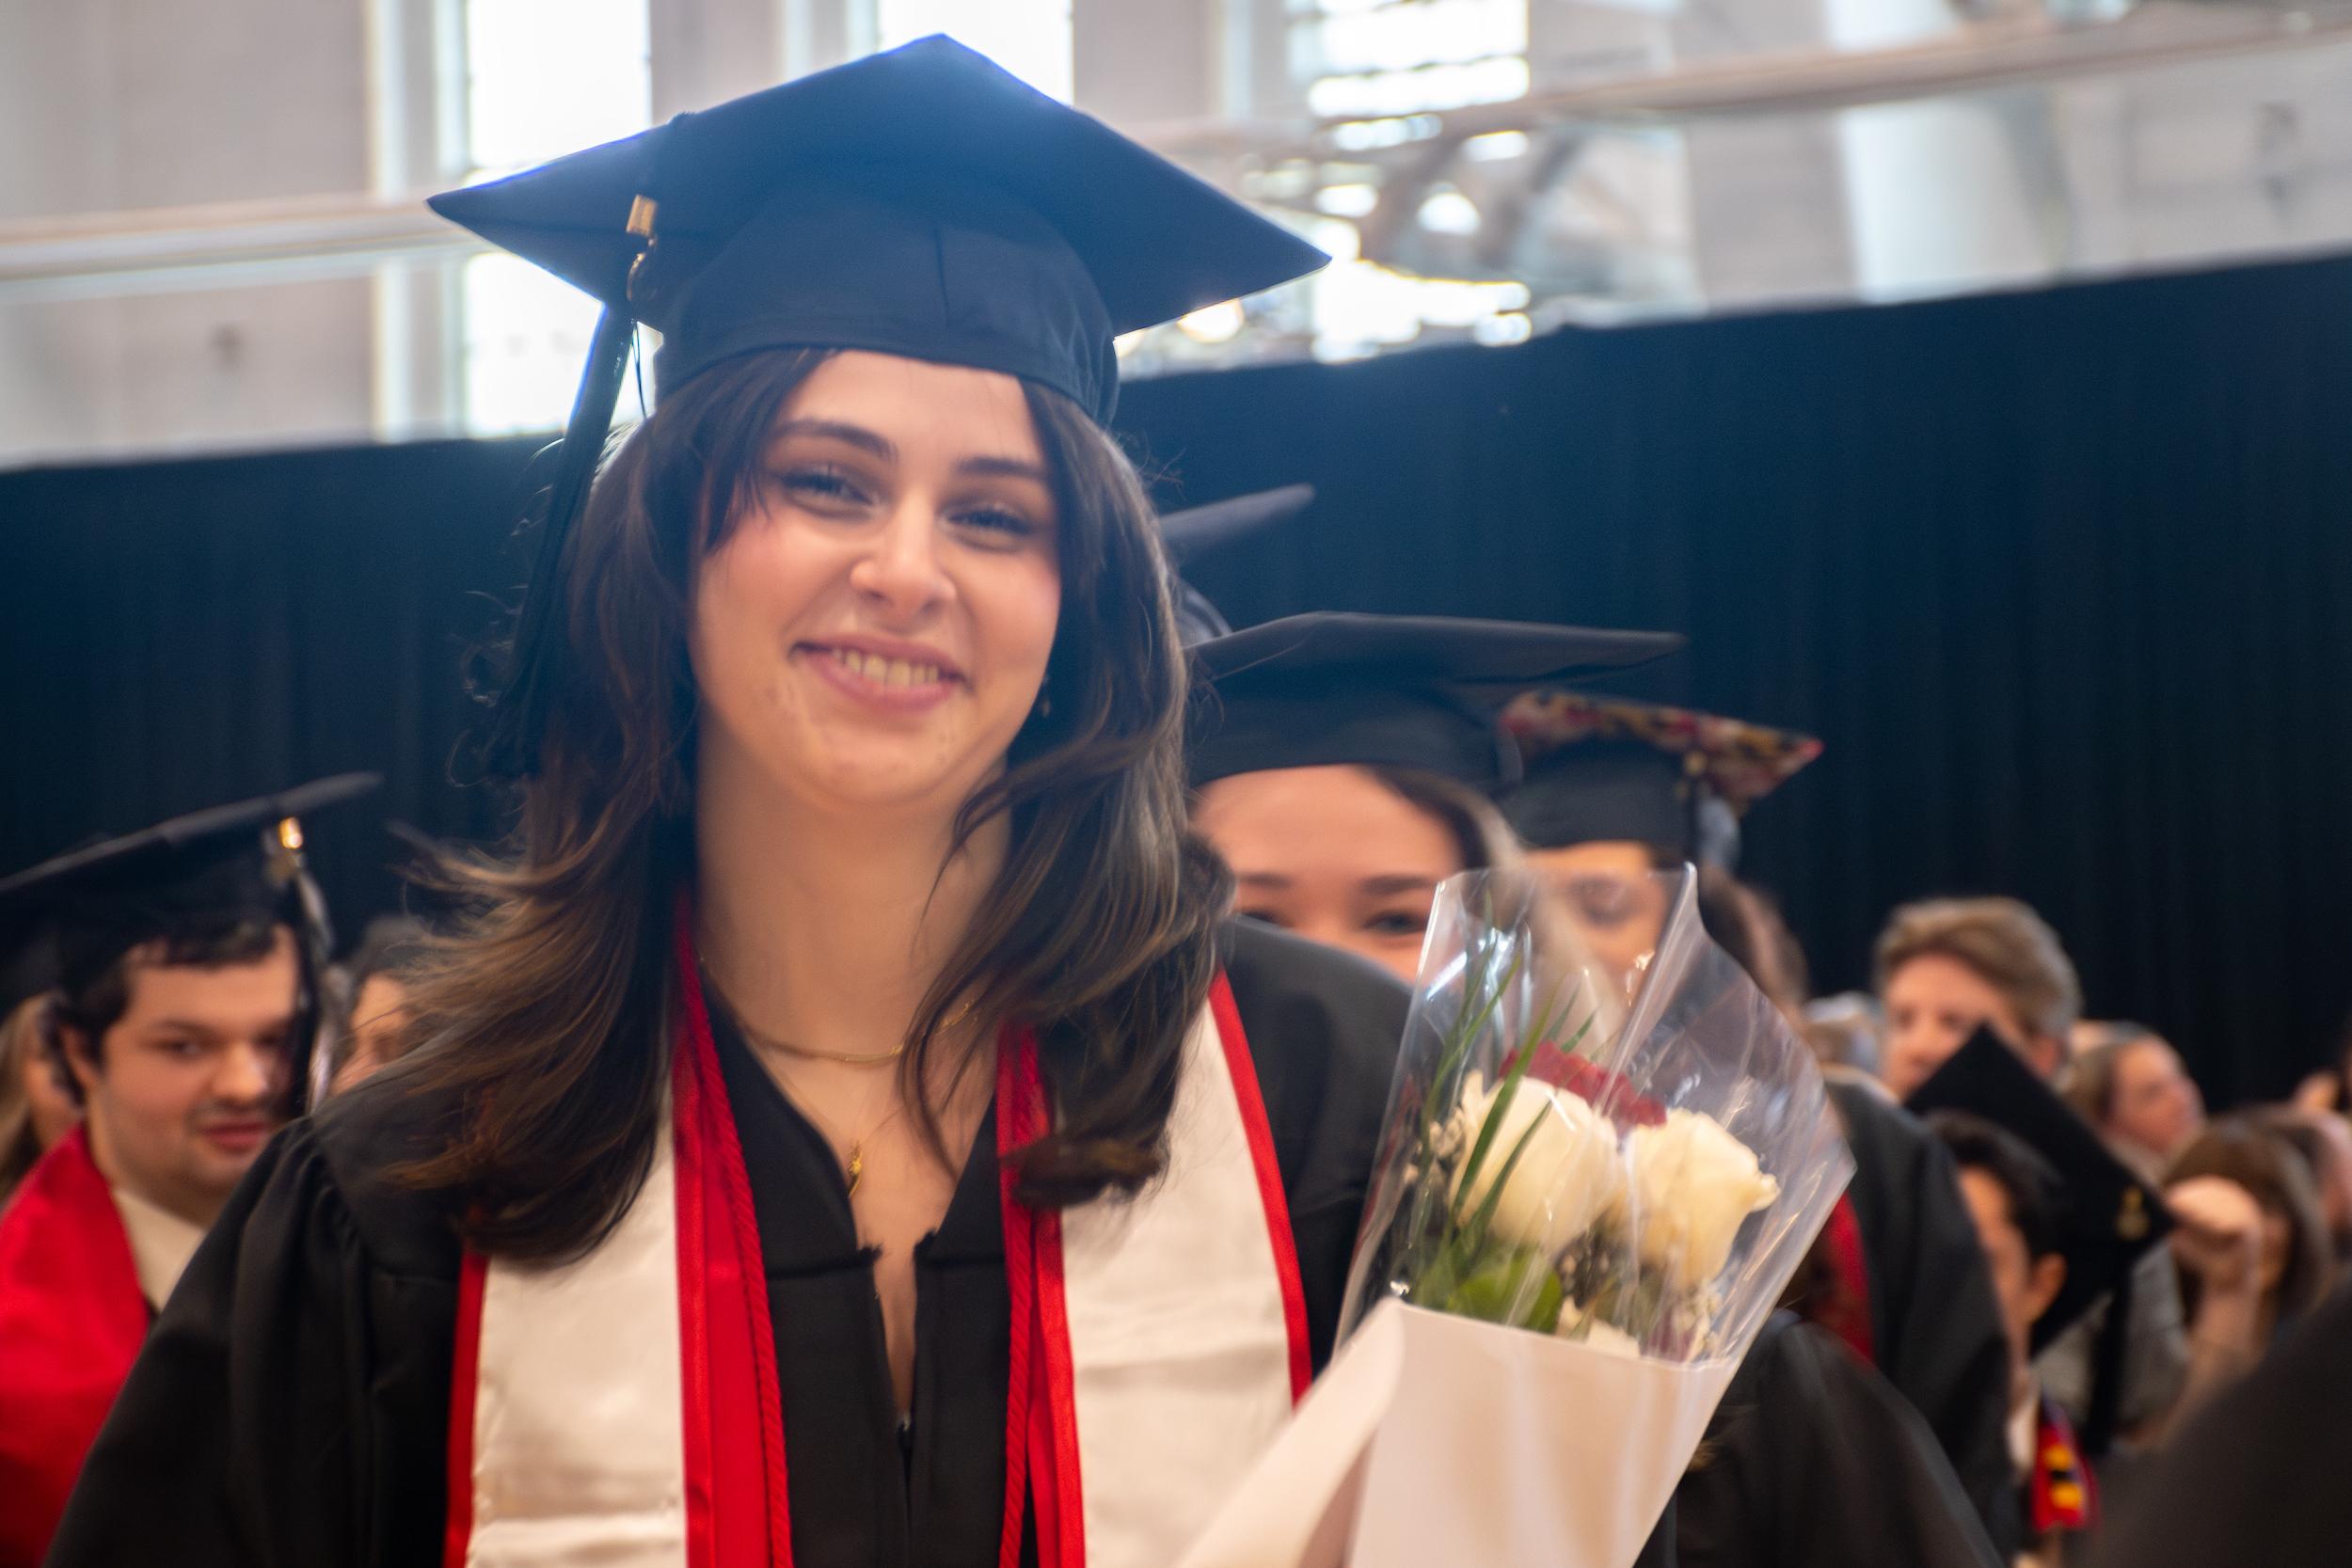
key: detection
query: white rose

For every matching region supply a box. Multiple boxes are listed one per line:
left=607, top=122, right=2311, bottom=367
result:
left=1626, top=1109, right=1780, bottom=1291
left=1451, top=1076, right=1622, bottom=1255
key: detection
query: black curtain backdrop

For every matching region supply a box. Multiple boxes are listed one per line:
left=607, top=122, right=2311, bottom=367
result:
left=5, top=253, right=2349, bottom=1104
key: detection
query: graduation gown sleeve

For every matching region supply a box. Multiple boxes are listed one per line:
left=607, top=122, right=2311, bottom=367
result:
left=43, top=1092, right=462, bottom=1568
left=1674, top=1313, right=2002, bottom=1568
left=1828, top=1078, right=2020, bottom=1556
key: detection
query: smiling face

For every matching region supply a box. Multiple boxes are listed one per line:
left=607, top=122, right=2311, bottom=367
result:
left=1193, top=765, right=1464, bottom=984
left=65, top=927, right=297, bottom=1227
left=689, top=351, right=1064, bottom=823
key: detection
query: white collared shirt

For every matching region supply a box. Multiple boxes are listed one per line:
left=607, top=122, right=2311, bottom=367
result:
left=110, top=1183, right=205, bottom=1309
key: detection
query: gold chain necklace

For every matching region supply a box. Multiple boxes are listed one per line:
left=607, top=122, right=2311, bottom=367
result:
left=698, top=964, right=977, bottom=1192
left=699, top=960, right=976, bottom=1066
left=786, top=1091, right=907, bottom=1196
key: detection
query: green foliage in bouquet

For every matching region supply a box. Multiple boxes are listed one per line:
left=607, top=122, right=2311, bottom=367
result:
left=1391, top=911, right=1594, bottom=1334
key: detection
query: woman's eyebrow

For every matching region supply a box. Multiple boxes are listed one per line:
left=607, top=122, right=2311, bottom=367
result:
left=957, top=453, right=1052, bottom=484
left=771, top=418, right=897, bottom=462
left=1359, top=874, right=1438, bottom=897
left=769, top=420, right=1045, bottom=486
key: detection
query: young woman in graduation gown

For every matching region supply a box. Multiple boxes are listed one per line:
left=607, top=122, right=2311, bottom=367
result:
left=47, top=40, right=1406, bottom=1568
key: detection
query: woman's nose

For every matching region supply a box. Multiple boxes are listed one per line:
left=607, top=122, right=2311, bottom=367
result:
left=849, top=499, right=951, bottom=618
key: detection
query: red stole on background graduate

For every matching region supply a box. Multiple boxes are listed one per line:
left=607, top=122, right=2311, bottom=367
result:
left=442, top=909, right=1310, bottom=1568
left=2028, top=1392, right=2096, bottom=1538
left=0, top=1127, right=150, bottom=1568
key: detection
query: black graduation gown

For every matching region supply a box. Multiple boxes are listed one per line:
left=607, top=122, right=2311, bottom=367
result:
left=1673, top=1313, right=2002, bottom=1568
left=44, top=919, right=1410, bottom=1568
left=1825, top=1078, right=2021, bottom=1557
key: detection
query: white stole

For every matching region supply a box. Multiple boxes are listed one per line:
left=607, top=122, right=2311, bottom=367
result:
left=453, top=994, right=1301, bottom=1568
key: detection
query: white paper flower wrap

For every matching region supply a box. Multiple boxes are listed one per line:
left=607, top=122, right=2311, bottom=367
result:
left=1626, top=1108, right=1781, bottom=1290
left=1449, top=1074, right=1622, bottom=1256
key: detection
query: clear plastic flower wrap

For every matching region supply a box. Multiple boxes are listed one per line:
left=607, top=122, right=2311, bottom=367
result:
left=1180, top=865, right=1854, bottom=1568
left=1338, top=865, right=1853, bottom=1363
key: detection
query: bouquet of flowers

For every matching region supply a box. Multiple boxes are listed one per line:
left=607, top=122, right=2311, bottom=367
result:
left=1180, top=867, right=1852, bottom=1568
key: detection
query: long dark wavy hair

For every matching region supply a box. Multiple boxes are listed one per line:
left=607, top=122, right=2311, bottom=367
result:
left=388, top=349, right=1229, bottom=1262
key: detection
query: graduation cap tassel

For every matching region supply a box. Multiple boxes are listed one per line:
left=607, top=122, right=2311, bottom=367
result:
left=485, top=116, right=686, bottom=780
left=485, top=301, right=640, bottom=779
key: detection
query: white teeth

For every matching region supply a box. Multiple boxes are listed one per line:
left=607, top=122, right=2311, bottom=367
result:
left=826, top=648, right=942, bottom=687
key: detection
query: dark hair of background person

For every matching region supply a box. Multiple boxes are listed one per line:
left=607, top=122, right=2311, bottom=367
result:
left=1694, top=866, right=1810, bottom=1017
left=40, top=918, right=283, bottom=1111
left=1929, top=1110, right=2066, bottom=1263
left=2167, top=1116, right=2337, bottom=1334
left=386, top=348, right=1229, bottom=1263
left=1, top=995, right=60, bottom=1195
left=2246, top=1105, right=2352, bottom=1256
left=1362, top=764, right=1525, bottom=876
left=1872, top=896, right=2083, bottom=1046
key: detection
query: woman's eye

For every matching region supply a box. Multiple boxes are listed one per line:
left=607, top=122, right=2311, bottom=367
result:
left=1565, top=875, right=1640, bottom=929
left=775, top=466, right=871, bottom=508
left=951, top=503, right=1037, bottom=539
left=1234, top=906, right=1291, bottom=930
left=1364, top=910, right=1428, bottom=938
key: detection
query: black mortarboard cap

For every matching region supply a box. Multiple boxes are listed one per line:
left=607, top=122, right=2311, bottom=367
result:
left=1158, top=484, right=1314, bottom=644
left=0, top=938, right=55, bottom=1020
left=1500, top=691, right=1821, bottom=867
left=1906, top=1028, right=2170, bottom=1352
left=0, top=774, right=382, bottom=1004
left=432, top=36, right=1327, bottom=777
left=1189, top=613, right=1684, bottom=791
left=430, top=35, right=1324, bottom=422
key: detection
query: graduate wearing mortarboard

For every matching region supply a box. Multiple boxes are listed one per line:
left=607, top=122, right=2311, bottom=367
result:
left=1189, top=610, right=1682, bottom=986
left=1501, top=690, right=2025, bottom=1560
left=1188, top=612, right=2000, bottom=1568
left=1913, top=1033, right=2175, bottom=1567
left=50, top=40, right=1415, bottom=1568
left=1155, top=483, right=1312, bottom=645
left=0, top=775, right=373, bottom=1568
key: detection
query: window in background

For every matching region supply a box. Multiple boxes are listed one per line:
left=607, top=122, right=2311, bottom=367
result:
left=458, top=0, right=652, bottom=435
left=1293, top=0, right=1530, bottom=119
left=875, top=0, right=1073, bottom=102
left=1276, top=1, right=1542, bottom=360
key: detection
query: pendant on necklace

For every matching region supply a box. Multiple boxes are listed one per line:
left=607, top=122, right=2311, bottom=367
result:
left=846, top=1144, right=865, bottom=1196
